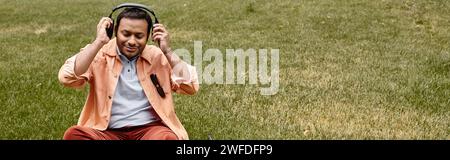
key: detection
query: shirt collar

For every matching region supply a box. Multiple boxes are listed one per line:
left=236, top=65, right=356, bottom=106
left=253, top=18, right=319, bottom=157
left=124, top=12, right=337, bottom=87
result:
left=116, top=47, right=139, bottom=62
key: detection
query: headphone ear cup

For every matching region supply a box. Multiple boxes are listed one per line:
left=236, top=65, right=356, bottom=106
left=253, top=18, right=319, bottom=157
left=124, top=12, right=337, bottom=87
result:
left=149, top=22, right=156, bottom=38
left=150, top=24, right=153, bottom=37
left=106, top=21, right=114, bottom=39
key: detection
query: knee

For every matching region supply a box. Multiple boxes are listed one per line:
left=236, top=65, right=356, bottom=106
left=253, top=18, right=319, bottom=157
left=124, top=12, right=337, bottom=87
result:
left=141, top=129, right=179, bottom=140
left=162, top=131, right=179, bottom=140
left=63, top=125, right=88, bottom=140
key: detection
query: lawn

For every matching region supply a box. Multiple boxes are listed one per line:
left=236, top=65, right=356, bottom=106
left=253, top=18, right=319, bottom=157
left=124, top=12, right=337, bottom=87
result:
left=0, top=0, right=449, bottom=139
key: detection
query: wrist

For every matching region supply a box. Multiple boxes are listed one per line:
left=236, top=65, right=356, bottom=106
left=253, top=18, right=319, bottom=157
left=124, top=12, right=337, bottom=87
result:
left=93, top=38, right=108, bottom=46
left=165, top=51, right=182, bottom=67
left=163, top=48, right=173, bottom=55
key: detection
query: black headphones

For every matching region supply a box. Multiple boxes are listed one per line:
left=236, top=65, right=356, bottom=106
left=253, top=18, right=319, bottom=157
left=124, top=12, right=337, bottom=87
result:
left=106, top=3, right=159, bottom=39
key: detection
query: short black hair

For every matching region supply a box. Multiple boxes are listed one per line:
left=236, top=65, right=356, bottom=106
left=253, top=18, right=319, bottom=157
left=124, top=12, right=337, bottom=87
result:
left=114, top=8, right=152, bottom=38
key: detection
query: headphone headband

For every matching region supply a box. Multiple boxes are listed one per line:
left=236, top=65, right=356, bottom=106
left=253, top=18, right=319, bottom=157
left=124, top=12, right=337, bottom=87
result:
left=108, top=3, right=159, bottom=24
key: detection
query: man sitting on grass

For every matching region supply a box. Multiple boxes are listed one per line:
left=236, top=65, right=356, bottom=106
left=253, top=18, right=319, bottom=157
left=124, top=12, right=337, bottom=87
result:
left=58, top=6, right=198, bottom=140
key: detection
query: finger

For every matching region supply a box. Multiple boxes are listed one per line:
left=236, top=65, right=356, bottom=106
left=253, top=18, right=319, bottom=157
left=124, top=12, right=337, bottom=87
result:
left=107, top=18, right=113, bottom=26
left=101, top=20, right=110, bottom=29
left=152, top=36, right=158, bottom=42
left=152, top=31, right=165, bottom=38
left=106, top=20, right=112, bottom=28
left=106, top=17, right=113, bottom=23
left=152, top=35, right=160, bottom=41
left=152, top=24, right=166, bottom=32
left=153, top=35, right=163, bottom=42
left=98, top=17, right=109, bottom=29
left=153, top=23, right=164, bottom=28
left=152, top=32, right=164, bottom=36
left=103, top=18, right=114, bottom=28
left=152, top=33, right=164, bottom=39
left=97, top=18, right=104, bottom=29
left=152, top=27, right=166, bottom=34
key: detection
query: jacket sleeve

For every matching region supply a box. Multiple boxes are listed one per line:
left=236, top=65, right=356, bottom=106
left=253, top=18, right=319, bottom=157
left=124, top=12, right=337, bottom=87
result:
left=58, top=46, right=92, bottom=89
left=170, top=61, right=199, bottom=95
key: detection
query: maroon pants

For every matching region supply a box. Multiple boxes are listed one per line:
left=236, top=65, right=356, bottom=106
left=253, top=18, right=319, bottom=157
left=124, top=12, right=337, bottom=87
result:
left=63, top=121, right=178, bottom=140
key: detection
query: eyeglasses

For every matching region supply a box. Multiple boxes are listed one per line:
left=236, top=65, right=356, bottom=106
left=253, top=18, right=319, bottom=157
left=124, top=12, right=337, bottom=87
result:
left=150, top=74, right=166, bottom=98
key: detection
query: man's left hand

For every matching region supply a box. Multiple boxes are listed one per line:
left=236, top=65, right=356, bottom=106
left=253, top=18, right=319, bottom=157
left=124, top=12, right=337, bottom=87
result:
left=152, top=24, right=172, bottom=54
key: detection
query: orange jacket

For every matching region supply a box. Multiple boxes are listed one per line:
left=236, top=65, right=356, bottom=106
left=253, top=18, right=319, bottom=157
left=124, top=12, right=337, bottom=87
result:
left=58, top=39, right=199, bottom=140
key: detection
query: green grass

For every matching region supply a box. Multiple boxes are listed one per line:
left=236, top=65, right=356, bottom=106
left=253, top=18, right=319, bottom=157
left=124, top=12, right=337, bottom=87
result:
left=0, top=0, right=449, bottom=139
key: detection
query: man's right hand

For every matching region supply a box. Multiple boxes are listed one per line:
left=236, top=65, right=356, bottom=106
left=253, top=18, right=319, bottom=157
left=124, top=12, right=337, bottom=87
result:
left=95, top=17, right=113, bottom=45
left=74, top=17, right=113, bottom=76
